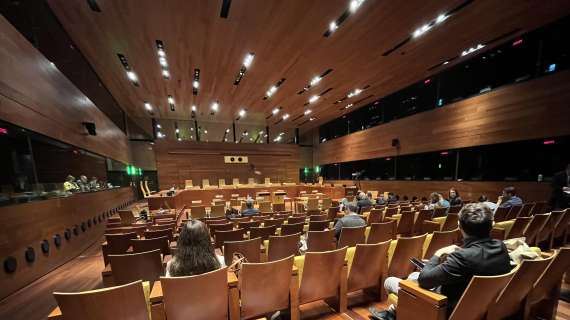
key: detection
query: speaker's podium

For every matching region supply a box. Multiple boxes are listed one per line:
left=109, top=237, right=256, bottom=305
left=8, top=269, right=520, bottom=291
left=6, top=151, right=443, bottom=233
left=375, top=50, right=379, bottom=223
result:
left=272, top=190, right=287, bottom=204
left=256, top=191, right=271, bottom=202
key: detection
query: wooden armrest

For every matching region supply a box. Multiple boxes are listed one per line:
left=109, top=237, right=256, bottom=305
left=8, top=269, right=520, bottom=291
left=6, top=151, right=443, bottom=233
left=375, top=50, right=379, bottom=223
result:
left=227, top=271, right=238, bottom=287
left=102, top=263, right=112, bottom=276
left=424, top=221, right=440, bottom=226
left=292, top=265, right=298, bottom=276
left=101, top=241, right=108, bottom=246
left=149, top=281, right=163, bottom=303
left=48, top=307, right=63, bottom=319
left=399, top=280, right=447, bottom=306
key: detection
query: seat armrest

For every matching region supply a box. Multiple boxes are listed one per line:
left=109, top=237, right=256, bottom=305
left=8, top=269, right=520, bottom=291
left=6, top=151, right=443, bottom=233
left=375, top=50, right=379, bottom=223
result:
left=149, top=281, right=164, bottom=303
left=102, top=263, right=112, bottom=276
left=227, top=271, right=239, bottom=287
left=423, top=221, right=441, bottom=233
left=48, top=307, right=63, bottom=319
left=490, top=227, right=506, bottom=240
left=399, top=280, right=447, bottom=306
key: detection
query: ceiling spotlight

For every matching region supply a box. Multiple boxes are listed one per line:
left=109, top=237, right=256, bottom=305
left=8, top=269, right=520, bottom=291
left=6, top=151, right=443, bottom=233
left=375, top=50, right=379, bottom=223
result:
left=204, top=129, right=208, bottom=134
left=157, top=132, right=165, bottom=138
left=193, top=80, right=199, bottom=89
left=162, top=70, right=170, bottom=78
left=238, top=109, right=246, bottom=117
left=144, top=102, right=152, bottom=111
left=225, top=128, right=230, bottom=133
left=282, top=114, right=290, bottom=120
left=347, top=88, right=362, bottom=98
left=345, top=103, right=353, bottom=109
left=461, top=44, right=485, bottom=57
left=177, top=138, right=181, bottom=141
left=175, top=128, right=180, bottom=133
left=329, top=21, right=338, bottom=32
left=190, top=127, right=194, bottom=131
left=309, top=117, right=316, bottom=121
left=191, top=105, right=197, bottom=111
left=436, top=14, right=448, bottom=24
left=272, top=107, right=280, bottom=115
left=259, top=130, right=264, bottom=134
left=443, top=61, right=449, bottom=65
left=304, top=109, right=312, bottom=115
left=243, top=53, right=255, bottom=68
left=266, top=86, right=277, bottom=97
left=159, top=56, right=168, bottom=67
left=310, top=76, right=322, bottom=86
left=156, top=124, right=162, bottom=129
left=126, top=71, right=138, bottom=82
left=157, top=49, right=165, bottom=57
left=309, top=95, right=320, bottom=104
left=349, top=0, right=365, bottom=13
left=167, top=96, right=175, bottom=104
left=211, top=101, right=220, bottom=112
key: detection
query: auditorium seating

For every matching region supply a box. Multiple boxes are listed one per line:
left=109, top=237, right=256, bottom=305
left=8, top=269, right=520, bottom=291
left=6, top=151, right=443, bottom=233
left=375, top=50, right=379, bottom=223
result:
left=267, top=233, right=301, bottom=261
left=337, top=226, right=366, bottom=248
left=387, top=234, right=426, bottom=279
left=222, top=237, right=262, bottom=265
left=346, top=241, right=390, bottom=298
left=106, top=249, right=163, bottom=286
left=306, top=230, right=336, bottom=252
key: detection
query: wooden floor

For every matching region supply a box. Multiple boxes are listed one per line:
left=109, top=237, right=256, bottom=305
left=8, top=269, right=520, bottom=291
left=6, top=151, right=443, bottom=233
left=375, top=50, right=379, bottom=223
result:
left=0, top=241, right=569, bottom=320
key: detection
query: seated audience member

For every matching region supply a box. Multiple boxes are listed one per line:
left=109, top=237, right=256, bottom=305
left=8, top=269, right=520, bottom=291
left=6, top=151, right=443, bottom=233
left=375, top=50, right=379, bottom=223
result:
left=356, top=191, right=373, bottom=210
left=333, top=204, right=366, bottom=239
left=550, top=163, right=570, bottom=209
left=411, top=196, right=418, bottom=202
left=387, top=192, right=398, bottom=204
left=477, top=195, right=498, bottom=211
left=367, top=191, right=377, bottom=205
left=426, top=192, right=450, bottom=210
left=63, top=175, right=79, bottom=192
left=448, top=188, right=463, bottom=207
left=89, top=176, right=100, bottom=190
left=497, top=186, right=523, bottom=208
left=376, top=192, right=386, bottom=205
left=402, top=195, right=409, bottom=201
left=241, top=198, right=259, bottom=216
left=373, top=203, right=511, bottom=320
left=166, top=220, right=224, bottom=277
left=77, top=175, right=90, bottom=192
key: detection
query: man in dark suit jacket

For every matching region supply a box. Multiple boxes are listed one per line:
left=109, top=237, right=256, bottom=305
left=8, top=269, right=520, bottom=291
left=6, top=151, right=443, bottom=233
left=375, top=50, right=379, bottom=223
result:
left=550, top=164, right=570, bottom=210
left=373, top=203, right=511, bottom=320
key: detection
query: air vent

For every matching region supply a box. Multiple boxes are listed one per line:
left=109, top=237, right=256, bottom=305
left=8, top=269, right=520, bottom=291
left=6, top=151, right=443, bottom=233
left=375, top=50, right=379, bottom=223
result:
left=86, top=0, right=101, bottom=12
left=220, top=0, right=232, bottom=18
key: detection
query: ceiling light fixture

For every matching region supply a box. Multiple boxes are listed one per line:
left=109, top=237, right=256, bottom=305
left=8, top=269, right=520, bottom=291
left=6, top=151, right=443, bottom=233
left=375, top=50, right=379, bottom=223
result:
left=266, top=106, right=283, bottom=119
left=323, top=1, right=366, bottom=37
left=309, top=95, right=320, bottom=104
left=243, top=53, right=255, bottom=68
left=191, top=105, right=197, bottom=112
left=329, top=21, right=338, bottom=32
left=282, top=114, right=290, bottom=120
left=211, top=101, right=220, bottom=114
left=349, top=0, right=365, bottom=12
left=238, top=109, right=246, bottom=117
left=168, top=95, right=175, bottom=111
left=304, top=109, right=312, bottom=115
left=193, top=81, right=199, bottom=89
left=155, top=40, right=171, bottom=80
left=234, top=52, right=255, bottom=85
left=412, top=13, right=448, bottom=38
left=263, top=78, right=286, bottom=100
left=461, top=44, right=485, bottom=57
left=144, top=102, right=152, bottom=111
left=156, top=124, right=162, bottom=129
left=193, top=69, right=200, bottom=95
left=117, top=53, right=139, bottom=86
left=310, top=76, right=322, bottom=86
left=298, top=69, right=332, bottom=94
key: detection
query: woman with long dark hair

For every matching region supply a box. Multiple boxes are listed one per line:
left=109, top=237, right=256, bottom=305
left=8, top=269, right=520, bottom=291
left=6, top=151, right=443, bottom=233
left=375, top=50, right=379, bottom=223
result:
left=166, top=219, right=223, bottom=277
left=448, top=188, right=463, bottom=207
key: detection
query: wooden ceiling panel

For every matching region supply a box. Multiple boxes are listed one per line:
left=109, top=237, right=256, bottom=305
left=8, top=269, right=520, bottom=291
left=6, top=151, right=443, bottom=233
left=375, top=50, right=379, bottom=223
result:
left=46, top=0, right=570, bottom=137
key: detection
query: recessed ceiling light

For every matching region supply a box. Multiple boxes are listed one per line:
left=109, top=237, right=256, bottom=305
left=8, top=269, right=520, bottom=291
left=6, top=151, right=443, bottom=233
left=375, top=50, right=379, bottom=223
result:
left=461, top=44, right=485, bottom=57
left=436, top=14, right=448, bottom=24
left=226, top=128, right=230, bottom=133
left=309, top=117, right=316, bottom=121
left=162, top=70, right=170, bottom=78
left=238, top=109, right=246, bottom=117
left=159, top=57, right=168, bottom=67
left=211, top=101, right=220, bottom=112
left=156, top=124, right=162, bottom=129
left=167, top=96, right=175, bottom=104
left=243, top=53, right=255, bottom=68
left=282, top=114, right=290, bottom=120
left=204, top=129, right=208, bottom=134
left=329, top=21, right=338, bottom=32
left=144, top=102, right=152, bottom=111
left=117, top=54, right=139, bottom=86
left=191, top=105, right=197, bottom=111
left=266, top=86, right=277, bottom=97
left=272, top=107, right=280, bottom=115
left=310, top=76, right=322, bottom=86
left=304, top=109, right=312, bottom=115
left=126, top=71, right=138, bottom=82
left=309, top=95, right=319, bottom=104
left=175, top=128, right=180, bottom=133
left=349, top=0, right=365, bottom=13
left=190, top=127, right=194, bottom=131
left=157, top=49, right=165, bottom=57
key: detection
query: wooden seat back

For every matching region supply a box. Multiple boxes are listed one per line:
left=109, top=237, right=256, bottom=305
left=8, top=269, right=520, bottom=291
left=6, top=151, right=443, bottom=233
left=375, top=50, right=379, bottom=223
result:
left=281, top=222, right=305, bottom=236
left=210, top=204, right=225, bottom=217
left=272, top=203, right=286, bottom=212
left=287, top=216, right=306, bottom=224
left=529, top=248, right=570, bottom=304
left=131, top=236, right=170, bottom=255
left=367, top=221, right=396, bottom=244
left=223, top=237, right=262, bottom=266
left=309, top=214, right=328, bottom=222
left=396, top=211, right=415, bottom=236
left=161, top=267, right=228, bottom=320
left=552, top=209, right=570, bottom=242
left=208, top=222, right=234, bottom=235
left=306, top=198, right=319, bottom=211
left=505, top=217, right=532, bottom=239
left=413, top=209, right=433, bottom=235
left=307, top=230, right=336, bottom=252
left=268, top=233, right=301, bottom=261
left=347, top=241, right=390, bottom=293
left=321, top=198, right=332, bottom=210
left=258, top=201, right=272, bottom=213
left=529, top=201, right=546, bottom=215
left=423, top=229, right=458, bottom=259
left=505, top=205, right=522, bottom=220
left=518, top=203, right=535, bottom=217
left=367, top=209, right=383, bottom=224
left=523, top=214, right=550, bottom=245
left=441, top=213, right=459, bottom=231
left=249, top=225, right=277, bottom=240
left=109, top=249, right=163, bottom=285
left=299, top=247, right=347, bottom=305
left=264, top=217, right=286, bottom=228
left=384, top=207, right=398, bottom=219
left=214, top=228, right=246, bottom=248
left=144, top=229, right=174, bottom=241
left=448, top=268, right=517, bottom=320
left=118, top=210, right=135, bottom=226
left=487, top=256, right=554, bottom=320
left=432, top=207, right=448, bottom=218
left=338, top=226, right=366, bottom=248
left=493, top=206, right=510, bottom=222
left=308, top=220, right=330, bottom=231
left=105, top=232, right=138, bottom=255
left=191, top=206, right=207, bottom=219
left=388, top=234, right=426, bottom=279
left=448, top=206, right=462, bottom=214
left=327, top=206, right=340, bottom=221
left=240, top=256, right=294, bottom=319
left=54, top=281, right=149, bottom=320
left=237, top=220, right=261, bottom=232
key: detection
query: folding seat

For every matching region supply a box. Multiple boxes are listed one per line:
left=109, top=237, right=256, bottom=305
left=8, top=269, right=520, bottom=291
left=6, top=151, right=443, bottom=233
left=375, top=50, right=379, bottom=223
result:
left=107, top=249, right=163, bottom=286
left=223, top=237, right=262, bottom=266
left=422, top=229, right=458, bottom=259
left=366, top=221, right=396, bottom=244
left=131, top=236, right=170, bottom=256
left=337, top=226, right=366, bottom=248
left=306, top=230, right=336, bottom=252
left=346, top=241, right=390, bottom=298
left=267, top=233, right=301, bottom=261
left=281, top=222, right=305, bottom=236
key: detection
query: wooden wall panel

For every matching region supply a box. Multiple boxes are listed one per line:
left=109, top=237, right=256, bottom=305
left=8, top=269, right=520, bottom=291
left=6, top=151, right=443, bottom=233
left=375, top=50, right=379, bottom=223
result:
left=0, top=16, right=130, bottom=163
left=0, top=187, right=135, bottom=300
left=327, top=180, right=551, bottom=204
left=154, top=141, right=301, bottom=190
left=315, top=71, right=570, bottom=165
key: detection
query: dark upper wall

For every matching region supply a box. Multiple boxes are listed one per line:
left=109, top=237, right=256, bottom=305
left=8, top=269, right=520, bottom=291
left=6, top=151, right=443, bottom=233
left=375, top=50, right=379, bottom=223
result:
left=314, top=70, right=570, bottom=165
left=0, top=16, right=131, bottom=163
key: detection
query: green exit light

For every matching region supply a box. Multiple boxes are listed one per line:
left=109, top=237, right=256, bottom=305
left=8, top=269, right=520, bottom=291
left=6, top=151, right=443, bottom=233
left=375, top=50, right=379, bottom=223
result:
left=304, top=167, right=309, bottom=174
left=315, top=165, right=321, bottom=173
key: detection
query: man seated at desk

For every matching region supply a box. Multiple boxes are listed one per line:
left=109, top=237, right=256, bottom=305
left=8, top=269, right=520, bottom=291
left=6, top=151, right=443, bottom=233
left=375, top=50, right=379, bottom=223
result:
left=241, top=198, right=259, bottom=217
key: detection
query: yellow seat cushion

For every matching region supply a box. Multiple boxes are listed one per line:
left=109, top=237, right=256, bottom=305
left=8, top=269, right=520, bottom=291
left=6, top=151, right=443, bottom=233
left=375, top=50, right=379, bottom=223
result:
left=432, top=217, right=446, bottom=230
left=387, top=239, right=398, bottom=266
left=346, top=246, right=356, bottom=274
left=365, top=226, right=371, bottom=241
left=495, top=220, right=515, bottom=238
left=263, top=239, right=269, bottom=261
left=422, top=233, right=433, bottom=258
left=391, top=214, right=402, bottom=224
left=294, top=255, right=305, bottom=281
left=388, top=292, right=398, bottom=306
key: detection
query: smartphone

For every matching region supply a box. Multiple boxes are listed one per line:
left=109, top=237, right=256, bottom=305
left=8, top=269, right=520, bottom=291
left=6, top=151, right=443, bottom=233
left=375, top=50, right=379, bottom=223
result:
left=410, top=257, right=425, bottom=270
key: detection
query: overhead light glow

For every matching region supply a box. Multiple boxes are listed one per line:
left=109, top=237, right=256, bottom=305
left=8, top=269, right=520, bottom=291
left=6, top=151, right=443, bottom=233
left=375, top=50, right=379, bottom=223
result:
left=443, top=61, right=449, bottom=65
left=329, top=21, right=338, bottom=32
left=349, top=0, right=365, bottom=13
left=272, top=107, right=280, bottom=115
left=238, top=109, right=246, bottom=117
left=435, top=14, right=448, bottom=24
left=226, top=128, right=231, bottom=133
left=282, top=113, right=290, bottom=120
left=159, top=57, right=168, bottom=67
left=461, top=44, right=485, bottom=57
left=304, top=109, right=312, bottom=115
left=347, top=88, right=362, bottom=98
left=167, top=96, right=175, bottom=104
left=266, top=86, right=277, bottom=97
left=175, top=128, right=180, bottom=133
left=309, top=95, right=320, bottom=104
left=162, top=70, right=170, bottom=78
left=309, top=117, right=316, bottom=121
left=157, top=132, right=165, bottom=138
left=243, top=53, right=255, bottom=68
left=204, top=130, right=208, bottom=134
left=211, top=101, right=219, bottom=112
left=193, top=80, right=199, bottom=89
left=345, top=103, right=353, bottom=109
left=144, top=102, right=152, bottom=111
left=157, top=49, right=165, bottom=57
left=191, top=105, right=197, bottom=111
left=310, top=76, right=322, bottom=86
left=156, top=124, right=162, bottom=129
left=126, top=71, right=138, bottom=82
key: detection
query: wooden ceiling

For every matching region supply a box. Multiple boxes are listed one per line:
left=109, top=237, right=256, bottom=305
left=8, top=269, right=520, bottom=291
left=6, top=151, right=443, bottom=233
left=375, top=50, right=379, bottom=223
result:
left=47, top=0, right=570, bottom=138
